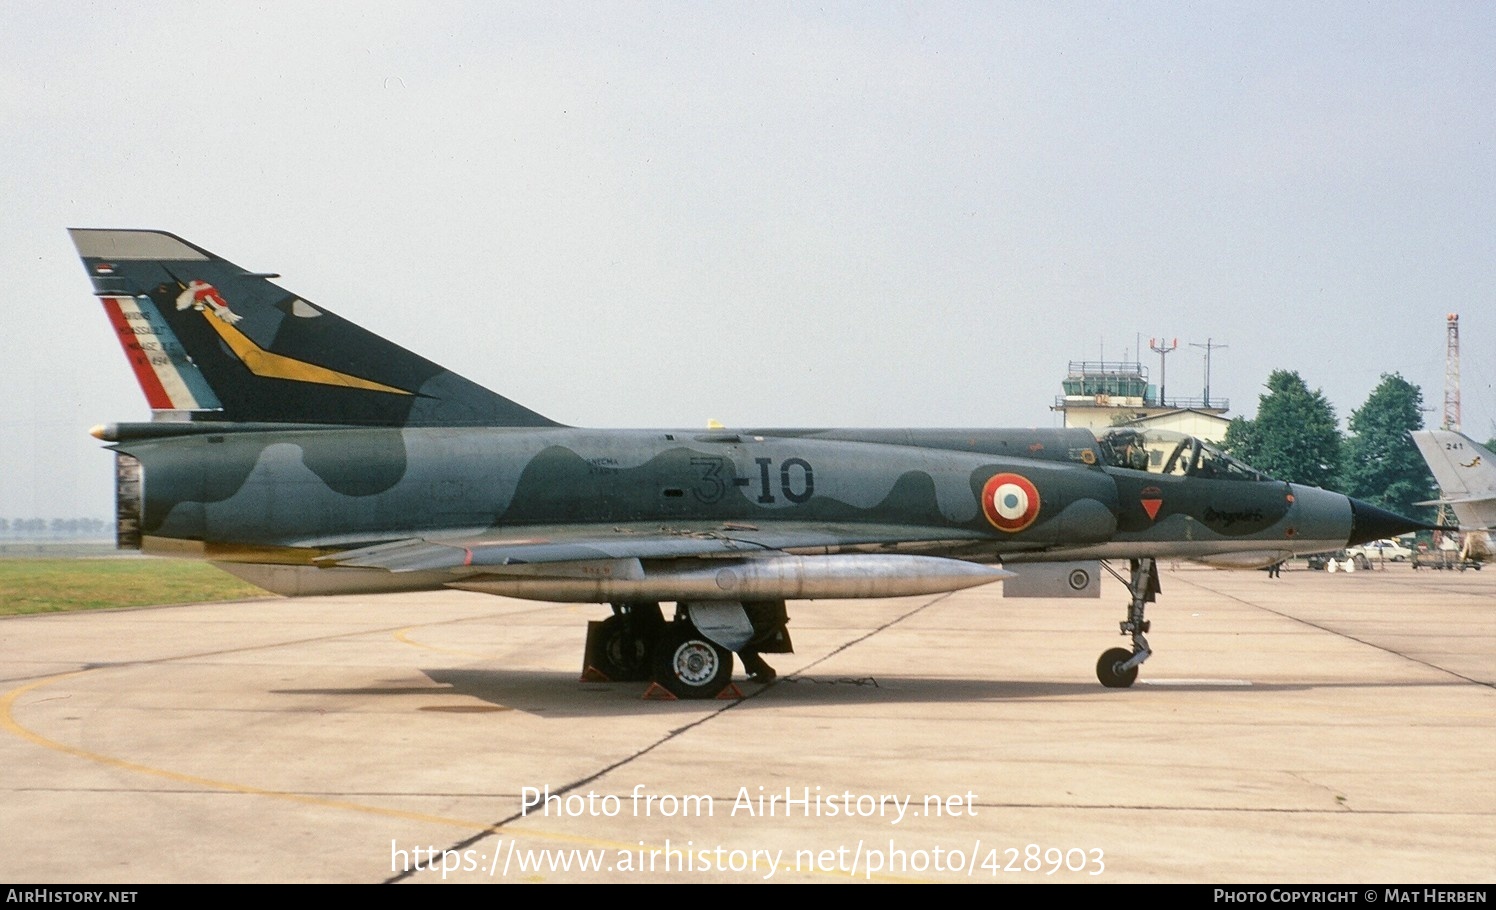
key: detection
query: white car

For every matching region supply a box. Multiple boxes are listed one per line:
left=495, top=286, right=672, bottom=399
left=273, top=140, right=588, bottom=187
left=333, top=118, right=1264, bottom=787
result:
left=1346, top=538, right=1413, bottom=562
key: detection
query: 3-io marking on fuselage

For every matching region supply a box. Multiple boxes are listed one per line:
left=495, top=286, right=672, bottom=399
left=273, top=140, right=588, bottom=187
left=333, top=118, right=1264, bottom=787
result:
left=981, top=473, right=1041, bottom=533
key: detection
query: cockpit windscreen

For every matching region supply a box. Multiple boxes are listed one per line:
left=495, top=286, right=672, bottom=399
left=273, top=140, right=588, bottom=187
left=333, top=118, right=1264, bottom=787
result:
left=1097, top=428, right=1272, bottom=482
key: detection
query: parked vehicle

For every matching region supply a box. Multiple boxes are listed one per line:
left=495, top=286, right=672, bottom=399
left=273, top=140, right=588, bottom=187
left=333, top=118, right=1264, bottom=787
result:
left=1345, top=538, right=1412, bottom=562
left=1413, top=549, right=1483, bottom=571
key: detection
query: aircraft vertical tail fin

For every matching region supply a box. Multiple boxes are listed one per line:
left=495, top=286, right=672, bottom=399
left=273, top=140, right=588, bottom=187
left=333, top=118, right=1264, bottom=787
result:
left=1411, top=429, right=1496, bottom=530
left=71, top=229, right=560, bottom=429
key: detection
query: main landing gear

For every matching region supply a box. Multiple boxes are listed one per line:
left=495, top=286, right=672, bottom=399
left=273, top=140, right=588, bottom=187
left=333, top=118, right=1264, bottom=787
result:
left=651, top=621, right=736, bottom=699
left=1096, top=558, right=1157, bottom=688
left=583, top=600, right=793, bottom=699
left=586, top=601, right=665, bottom=683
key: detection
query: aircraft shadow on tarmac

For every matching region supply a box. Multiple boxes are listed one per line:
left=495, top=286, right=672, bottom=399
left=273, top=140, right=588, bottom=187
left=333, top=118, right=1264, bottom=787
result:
left=264, top=668, right=1480, bottom=718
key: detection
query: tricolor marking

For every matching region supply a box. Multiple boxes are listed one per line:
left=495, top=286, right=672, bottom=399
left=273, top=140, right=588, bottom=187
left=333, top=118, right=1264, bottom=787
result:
left=100, top=296, right=221, bottom=412
left=981, top=473, right=1041, bottom=533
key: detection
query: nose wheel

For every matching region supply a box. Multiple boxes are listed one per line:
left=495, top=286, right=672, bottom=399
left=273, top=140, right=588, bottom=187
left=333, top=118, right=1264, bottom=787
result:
left=1096, top=558, right=1157, bottom=688
left=1097, top=647, right=1140, bottom=688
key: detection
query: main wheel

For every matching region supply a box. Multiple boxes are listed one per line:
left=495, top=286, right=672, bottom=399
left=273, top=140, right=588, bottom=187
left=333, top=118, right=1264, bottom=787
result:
left=652, top=622, right=735, bottom=699
left=593, top=615, right=652, bottom=681
left=1097, top=647, right=1139, bottom=688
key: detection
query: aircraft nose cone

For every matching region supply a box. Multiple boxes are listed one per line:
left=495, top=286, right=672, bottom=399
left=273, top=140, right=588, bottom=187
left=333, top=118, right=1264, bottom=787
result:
left=1347, top=498, right=1435, bottom=547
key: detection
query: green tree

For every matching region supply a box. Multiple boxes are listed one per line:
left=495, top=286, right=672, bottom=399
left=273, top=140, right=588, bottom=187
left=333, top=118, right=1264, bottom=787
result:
left=1339, top=373, right=1434, bottom=518
left=1222, top=370, right=1342, bottom=488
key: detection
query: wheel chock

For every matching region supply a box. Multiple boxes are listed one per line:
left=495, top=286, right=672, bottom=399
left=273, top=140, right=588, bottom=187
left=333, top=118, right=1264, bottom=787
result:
left=580, top=665, right=612, bottom=683
left=642, top=682, right=677, bottom=700
left=639, top=682, right=745, bottom=701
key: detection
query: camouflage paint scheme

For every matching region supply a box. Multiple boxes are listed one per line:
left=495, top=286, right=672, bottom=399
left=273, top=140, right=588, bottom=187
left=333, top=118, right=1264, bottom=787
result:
left=72, top=230, right=1425, bottom=693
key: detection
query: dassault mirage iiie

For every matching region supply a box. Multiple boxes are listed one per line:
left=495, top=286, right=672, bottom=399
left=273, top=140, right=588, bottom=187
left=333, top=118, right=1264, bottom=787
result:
left=72, top=229, right=1429, bottom=697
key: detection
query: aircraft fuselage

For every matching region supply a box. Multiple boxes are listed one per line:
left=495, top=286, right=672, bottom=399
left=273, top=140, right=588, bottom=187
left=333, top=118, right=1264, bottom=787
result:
left=114, top=424, right=1351, bottom=587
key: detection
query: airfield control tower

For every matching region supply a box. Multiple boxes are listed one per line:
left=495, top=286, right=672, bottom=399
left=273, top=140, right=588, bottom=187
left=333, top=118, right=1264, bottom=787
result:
left=1053, top=359, right=1230, bottom=442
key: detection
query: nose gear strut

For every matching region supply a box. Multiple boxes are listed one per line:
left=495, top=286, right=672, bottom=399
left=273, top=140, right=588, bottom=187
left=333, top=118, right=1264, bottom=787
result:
left=1097, top=557, right=1158, bottom=688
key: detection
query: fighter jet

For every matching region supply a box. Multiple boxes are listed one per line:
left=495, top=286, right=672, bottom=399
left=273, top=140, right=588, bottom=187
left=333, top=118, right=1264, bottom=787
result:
left=71, top=229, right=1429, bottom=697
left=1411, top=429, right=1496, bottom=549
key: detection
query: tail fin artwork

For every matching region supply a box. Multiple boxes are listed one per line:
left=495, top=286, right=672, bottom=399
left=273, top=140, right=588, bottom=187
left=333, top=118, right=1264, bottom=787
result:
left=71, top=229, right=559, bottom=429
left=1410, top=429, right=1496, bottom=531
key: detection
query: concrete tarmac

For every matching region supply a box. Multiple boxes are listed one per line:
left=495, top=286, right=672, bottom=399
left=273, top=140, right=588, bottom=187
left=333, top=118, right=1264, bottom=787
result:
left=2, top=561, right=1492, bottom=883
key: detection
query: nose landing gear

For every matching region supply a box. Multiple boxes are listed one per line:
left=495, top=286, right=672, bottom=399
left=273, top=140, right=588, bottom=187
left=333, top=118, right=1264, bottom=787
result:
left=1097, top=557, right=1157, bottom=688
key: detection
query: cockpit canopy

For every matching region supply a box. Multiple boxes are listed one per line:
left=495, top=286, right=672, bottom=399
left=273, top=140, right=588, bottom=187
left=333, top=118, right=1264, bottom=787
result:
left=1096, top=428, right=1274, bottom=482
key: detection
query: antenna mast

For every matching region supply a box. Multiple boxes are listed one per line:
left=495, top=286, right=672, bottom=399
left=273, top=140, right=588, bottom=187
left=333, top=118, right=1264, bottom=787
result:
left=1189, top=338, right=1228, bottom=409
left=1433, top=314, right=1461, bottom=541
left=1149, top=337, right=1178, bottom=408
left=1444, top=313, right=1460, bottom=431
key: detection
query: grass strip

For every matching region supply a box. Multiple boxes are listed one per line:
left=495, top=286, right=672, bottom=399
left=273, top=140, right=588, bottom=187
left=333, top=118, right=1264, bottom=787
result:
left=0, top=558, right=270, bottom=615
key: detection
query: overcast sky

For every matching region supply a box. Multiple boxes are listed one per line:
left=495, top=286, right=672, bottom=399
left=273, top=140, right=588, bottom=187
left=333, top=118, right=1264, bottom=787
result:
left=2, top=1, right=1494, bottom=521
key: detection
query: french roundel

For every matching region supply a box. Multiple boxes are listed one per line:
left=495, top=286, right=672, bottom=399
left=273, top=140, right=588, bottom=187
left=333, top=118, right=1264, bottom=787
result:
left=981, top=473, right=1041, bottom=533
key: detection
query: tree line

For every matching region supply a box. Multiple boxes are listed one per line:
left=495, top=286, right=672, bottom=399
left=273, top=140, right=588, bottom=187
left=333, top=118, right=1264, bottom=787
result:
left=1221, top=371, right=1445, bottom=520
left=0, top=518, right=112, bottom=537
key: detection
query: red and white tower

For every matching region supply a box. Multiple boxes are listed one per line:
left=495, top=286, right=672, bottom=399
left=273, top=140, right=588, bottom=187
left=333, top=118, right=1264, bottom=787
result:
left=1443, top=313, right=1460, bottom=432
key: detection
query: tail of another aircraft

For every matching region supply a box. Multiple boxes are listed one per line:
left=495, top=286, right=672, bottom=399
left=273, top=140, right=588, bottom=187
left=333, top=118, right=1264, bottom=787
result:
left=1411, top=429, right=1496, bottom=531
left=71, top=229, right=559, bottom=429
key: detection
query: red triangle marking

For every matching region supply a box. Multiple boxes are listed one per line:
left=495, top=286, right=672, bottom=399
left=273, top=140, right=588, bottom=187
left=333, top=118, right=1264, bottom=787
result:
left=1141, top=498, right=1162, bottom=520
